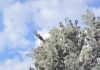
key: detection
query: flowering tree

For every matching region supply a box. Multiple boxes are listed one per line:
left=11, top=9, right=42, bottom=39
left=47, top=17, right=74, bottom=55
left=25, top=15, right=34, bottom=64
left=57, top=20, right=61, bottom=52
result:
left=32, top=10, right=100, bottom=70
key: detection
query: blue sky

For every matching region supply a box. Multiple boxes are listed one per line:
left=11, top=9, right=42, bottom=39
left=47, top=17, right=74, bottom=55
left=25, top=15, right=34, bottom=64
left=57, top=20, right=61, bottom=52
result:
left=0, top=0, right=100, bottom=70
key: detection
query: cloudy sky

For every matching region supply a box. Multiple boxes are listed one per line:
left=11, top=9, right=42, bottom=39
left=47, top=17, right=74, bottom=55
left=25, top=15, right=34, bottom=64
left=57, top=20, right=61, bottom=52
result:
left=0, top=0, right=100, bottom=70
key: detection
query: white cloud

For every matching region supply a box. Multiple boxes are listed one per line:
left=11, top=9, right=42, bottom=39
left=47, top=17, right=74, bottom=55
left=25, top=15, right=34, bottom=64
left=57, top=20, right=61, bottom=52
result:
left=0, top=0, right=16, bottom=11
left=3, top=3, right=29, bottom=47
left=0, top=2, right=32, bottom=52
left=0, top=2, right=35, bottom=69
left=30, top=0, right=88, bottom=30
left=0, top=57, right=33, bottom=70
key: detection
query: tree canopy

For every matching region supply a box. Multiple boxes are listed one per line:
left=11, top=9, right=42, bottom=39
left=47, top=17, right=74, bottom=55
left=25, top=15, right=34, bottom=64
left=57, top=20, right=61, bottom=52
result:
left=32, top=10, right=100, bottom=70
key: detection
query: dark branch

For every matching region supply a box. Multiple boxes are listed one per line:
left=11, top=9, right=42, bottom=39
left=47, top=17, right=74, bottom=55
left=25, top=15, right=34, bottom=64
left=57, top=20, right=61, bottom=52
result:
left=34, top=31, right=45, bottom=42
